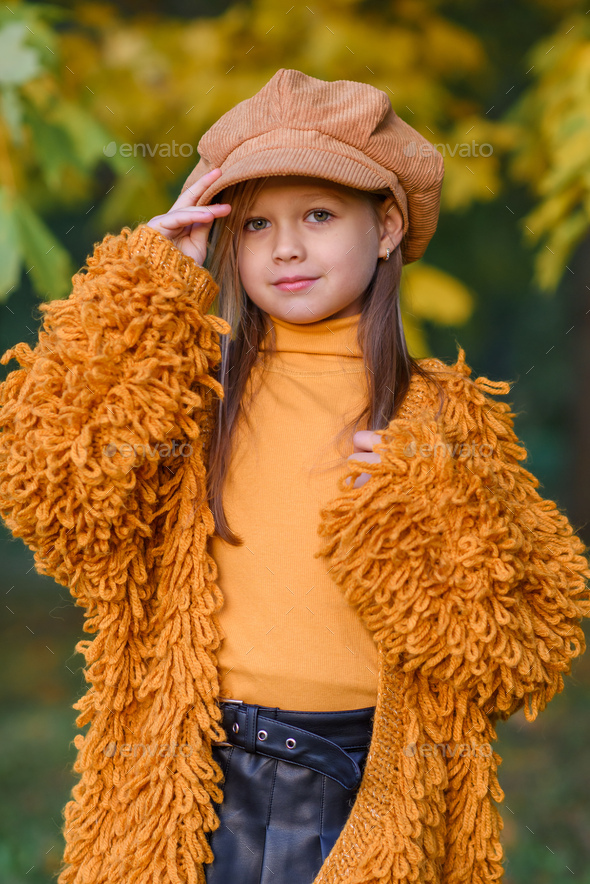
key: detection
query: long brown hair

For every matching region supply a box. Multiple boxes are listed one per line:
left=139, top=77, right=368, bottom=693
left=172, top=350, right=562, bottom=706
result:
left=202, top=177, right=444, bottom=545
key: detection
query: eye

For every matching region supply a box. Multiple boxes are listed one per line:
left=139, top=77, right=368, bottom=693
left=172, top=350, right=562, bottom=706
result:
left=243, top=209, right=334, bottom=231
left=307, top=209, right=333, bottom=223
left=243, top=217, right=268, bottom=231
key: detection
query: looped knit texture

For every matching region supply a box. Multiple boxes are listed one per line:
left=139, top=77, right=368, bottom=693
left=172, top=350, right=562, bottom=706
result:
left=0, top=223, right=588, bottom=884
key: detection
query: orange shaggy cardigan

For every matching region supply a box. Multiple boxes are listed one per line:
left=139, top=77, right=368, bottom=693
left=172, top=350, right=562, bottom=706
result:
left=1, top=223, right=589, bottom=884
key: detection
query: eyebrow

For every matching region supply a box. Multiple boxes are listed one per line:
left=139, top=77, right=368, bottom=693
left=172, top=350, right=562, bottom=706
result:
left=247, top=189, right=350, bottom=215
left=296, top=190, right=348, bottom=203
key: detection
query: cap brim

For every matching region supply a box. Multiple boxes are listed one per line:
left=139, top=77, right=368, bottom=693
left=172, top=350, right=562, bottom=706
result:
left=183, top=146, right=407, bottom=229
left=181, top=143, right=441, bottom=264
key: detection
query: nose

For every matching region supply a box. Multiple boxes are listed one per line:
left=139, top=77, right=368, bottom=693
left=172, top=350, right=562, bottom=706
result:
left=270, top=222, right=305, bottom=262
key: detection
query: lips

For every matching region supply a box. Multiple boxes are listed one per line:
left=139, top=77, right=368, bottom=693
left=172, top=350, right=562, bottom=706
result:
left=272, top=277, right=319, bottom=291
left=274, top=276, right=317, bottom=284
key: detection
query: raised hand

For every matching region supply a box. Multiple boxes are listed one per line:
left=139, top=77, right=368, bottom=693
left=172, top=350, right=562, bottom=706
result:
left=146, top=167, right=231, bottom=267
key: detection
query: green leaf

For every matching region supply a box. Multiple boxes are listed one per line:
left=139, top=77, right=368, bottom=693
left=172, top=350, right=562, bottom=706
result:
left=0, top=22, right=41, bottom=86
left=52, top=99, right=136, bottom=176
left=0, top=85, right=24, bottom=146
left=22, top=98, right=85, bottom=189
left=0, top=188, right=22, bottom=301
left=12, top=195, right=75, bottom=301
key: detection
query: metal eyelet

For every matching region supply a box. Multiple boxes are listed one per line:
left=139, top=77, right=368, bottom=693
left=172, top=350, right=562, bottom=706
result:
left=257, top=729, right=268, bottom=741
left=286, top=738, right=297, bottom=749
left=232, top=723, right=239, bottom=733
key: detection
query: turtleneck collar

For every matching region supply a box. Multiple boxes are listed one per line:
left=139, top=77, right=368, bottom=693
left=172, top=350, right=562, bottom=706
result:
left=261, top=312, right=362, bottom=358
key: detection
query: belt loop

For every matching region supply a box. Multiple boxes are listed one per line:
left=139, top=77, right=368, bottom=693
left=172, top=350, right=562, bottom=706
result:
left=245, top=703, right=258, bottom=753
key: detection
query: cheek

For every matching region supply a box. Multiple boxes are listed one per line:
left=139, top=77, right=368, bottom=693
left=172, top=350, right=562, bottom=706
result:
left=236, top=244, right=255, bottom=282
left=331, top=228, right=376, bottom=266
left=237, top=243, right=267, bottom=297
left=330, top=241, right=376, bottom=282
left=238, top=235, right=263, bottom=260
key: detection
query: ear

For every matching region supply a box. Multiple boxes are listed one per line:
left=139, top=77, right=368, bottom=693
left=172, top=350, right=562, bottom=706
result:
left=378, top=196, right=404, bottom=257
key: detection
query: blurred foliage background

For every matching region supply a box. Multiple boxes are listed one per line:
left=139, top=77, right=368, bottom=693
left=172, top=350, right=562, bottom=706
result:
left=0, top=0, right=589, bottom=881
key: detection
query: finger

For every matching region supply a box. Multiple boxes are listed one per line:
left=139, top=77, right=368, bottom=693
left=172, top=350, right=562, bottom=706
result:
left=171, top=167, right=223, bottom=209
left=353, top=472, right=371, bottom=489
left=352, top=430, right=381, bottom=452
left=345, top=471, right=371, bottom=489
left=153, top=205, right=231, bottom=233
left=347, top=452, right=381, bottom=465
left=162, top=205, right=231, bottom=224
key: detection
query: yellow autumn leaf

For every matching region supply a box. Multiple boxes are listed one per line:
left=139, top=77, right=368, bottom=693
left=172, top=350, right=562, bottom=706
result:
left=402, top=262, right=474, bottom=326
left=521, top=187, right=580, bottom=241
left=532, top=209, right=588, bottom=293
left=543, top=129, right=590, bottom=193
left=503, top=12, right=590, bottom=291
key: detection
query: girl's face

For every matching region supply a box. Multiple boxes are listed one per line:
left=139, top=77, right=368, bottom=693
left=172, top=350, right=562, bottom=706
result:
left=236, top=175, right=404, bottom=323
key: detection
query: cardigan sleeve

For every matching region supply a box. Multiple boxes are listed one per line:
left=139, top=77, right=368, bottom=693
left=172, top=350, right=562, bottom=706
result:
left=315, top=351, right=590, bottom=722
left=0, top=224, right=229, bottom=592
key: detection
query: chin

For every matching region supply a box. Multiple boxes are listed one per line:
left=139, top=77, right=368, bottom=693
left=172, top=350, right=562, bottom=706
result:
left=266, top=300, right=322, bottom=321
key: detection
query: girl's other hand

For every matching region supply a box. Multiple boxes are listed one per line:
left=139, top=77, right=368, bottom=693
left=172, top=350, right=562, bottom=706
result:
left=346, top=430, right=382, bottom=489
left=146, top=168, right=231, bottom=267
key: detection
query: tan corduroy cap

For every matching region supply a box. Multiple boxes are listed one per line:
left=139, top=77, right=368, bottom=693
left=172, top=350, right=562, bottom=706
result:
left=181, top=68, right=444, bottom=264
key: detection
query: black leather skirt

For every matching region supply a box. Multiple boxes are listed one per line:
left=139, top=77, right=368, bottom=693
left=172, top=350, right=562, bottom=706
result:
left=204, top=700, right=375, bottom=884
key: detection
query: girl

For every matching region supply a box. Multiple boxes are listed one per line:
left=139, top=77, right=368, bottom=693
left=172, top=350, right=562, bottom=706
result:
left=0, top=68, right=589, bottom=884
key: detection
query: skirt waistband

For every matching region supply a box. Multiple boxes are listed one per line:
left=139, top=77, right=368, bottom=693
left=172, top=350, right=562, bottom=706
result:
left=213, top=700, right=376, bottom=790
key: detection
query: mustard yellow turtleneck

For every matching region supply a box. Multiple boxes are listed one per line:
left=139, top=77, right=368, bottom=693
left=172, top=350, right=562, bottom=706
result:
left=210, top=311, right=379, bottom=711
